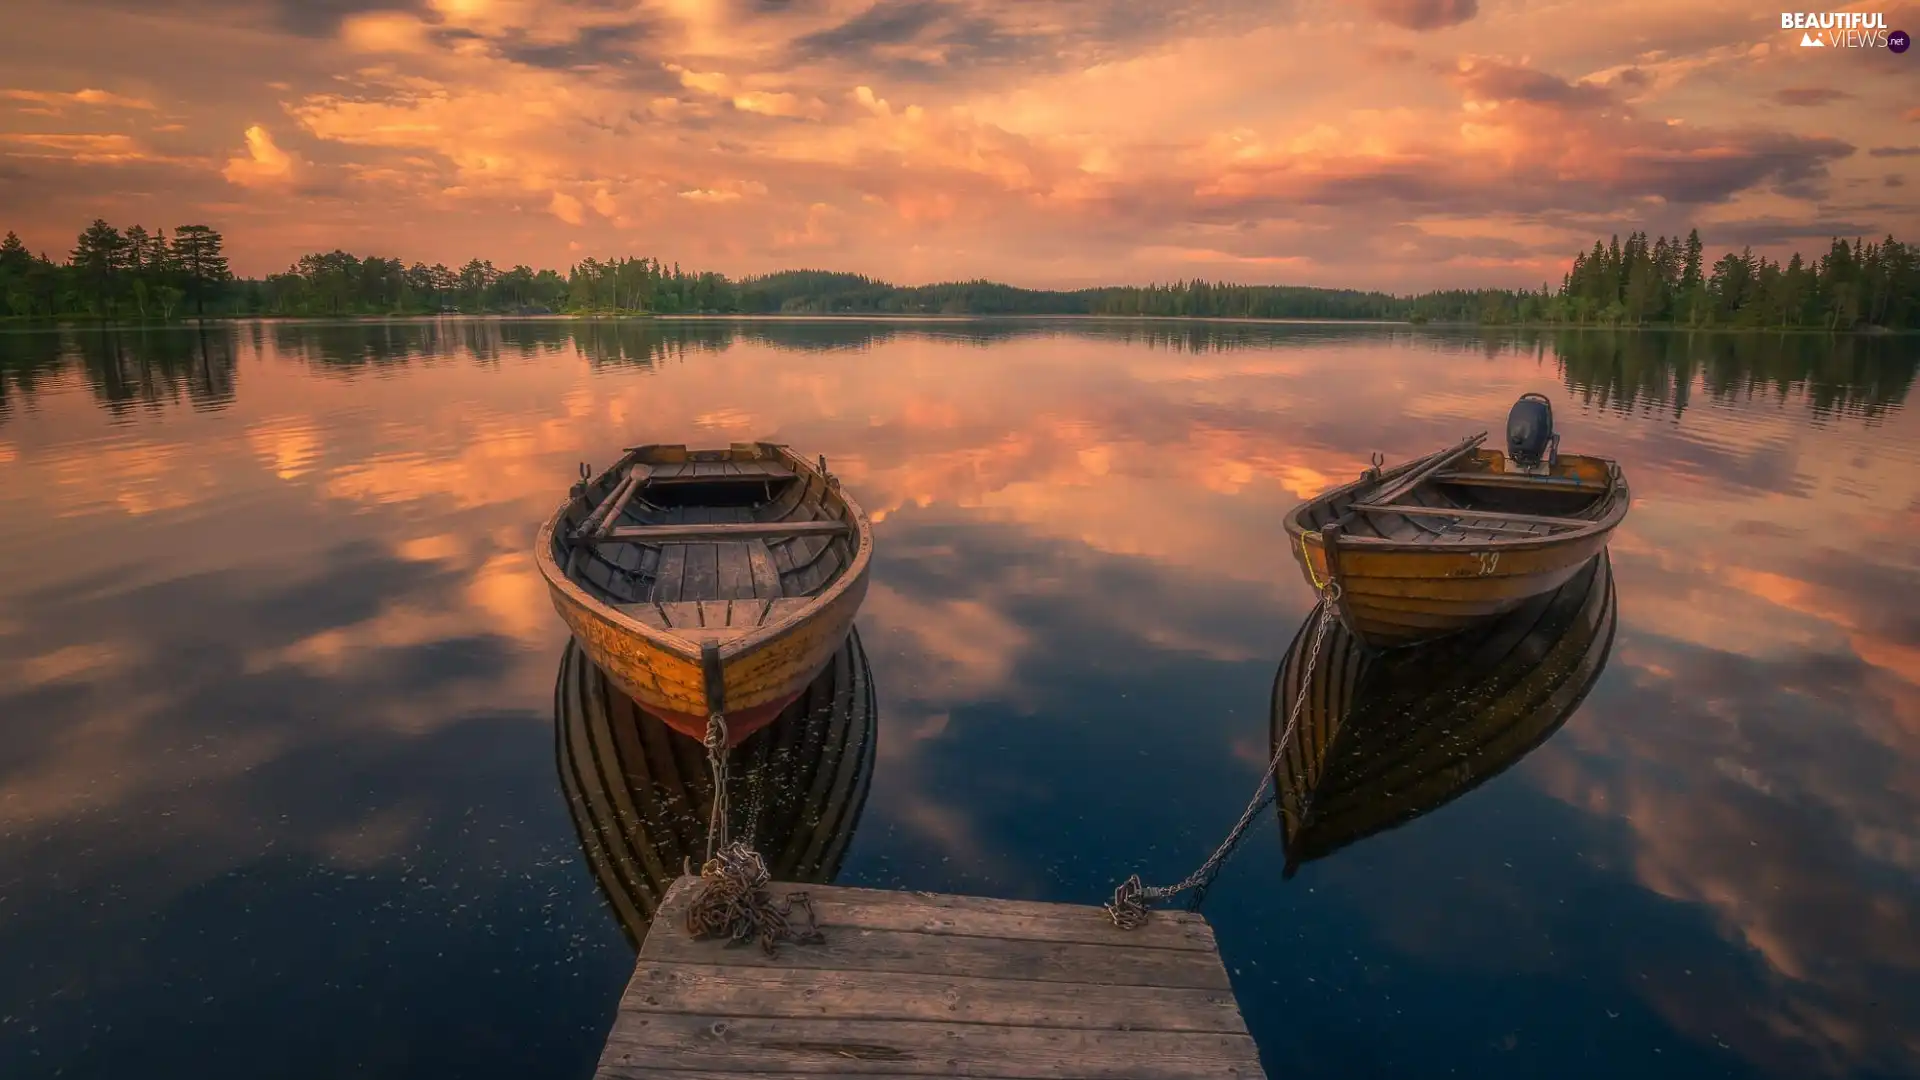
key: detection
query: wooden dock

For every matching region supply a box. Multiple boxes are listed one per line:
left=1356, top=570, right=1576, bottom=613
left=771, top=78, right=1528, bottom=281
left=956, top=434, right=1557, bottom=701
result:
left=593, top=877, right=1267, bottom=1079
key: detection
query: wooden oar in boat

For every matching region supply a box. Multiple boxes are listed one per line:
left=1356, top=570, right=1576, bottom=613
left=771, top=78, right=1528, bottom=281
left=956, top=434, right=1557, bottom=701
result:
left=1283, top=397, right=1628, bottom=649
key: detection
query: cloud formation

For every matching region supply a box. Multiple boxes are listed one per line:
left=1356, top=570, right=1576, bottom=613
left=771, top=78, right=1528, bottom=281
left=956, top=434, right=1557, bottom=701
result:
left=3, top=87, right=158, bottom=112
left=0, top=0, right=1912, bottom=286
left=1365, top=0, right=1478, bottom=31
left=222, top=124, right=300, bottom=187
left=1773, top=86, right=1853, bottom=107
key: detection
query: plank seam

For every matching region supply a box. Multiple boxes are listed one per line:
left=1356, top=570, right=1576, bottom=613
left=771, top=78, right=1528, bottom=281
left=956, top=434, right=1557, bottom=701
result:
left=610, top=1005, right=1252, bottom=1036
left=632, top=956, right=1230, bottom=991
left=602, top=1065, right=1261, bottom=1080
left=644, top=926, right=1214, bottom=953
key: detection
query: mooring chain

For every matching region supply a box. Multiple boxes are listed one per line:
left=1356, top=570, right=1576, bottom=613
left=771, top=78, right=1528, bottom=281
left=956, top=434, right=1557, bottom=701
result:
left=1105, top=583, right=1342, bottom=929
left=684, top=707, right=826, bottom=957
left=684, top=842, right=825, bottom=956
left=703, top=711, right=731, bottom=862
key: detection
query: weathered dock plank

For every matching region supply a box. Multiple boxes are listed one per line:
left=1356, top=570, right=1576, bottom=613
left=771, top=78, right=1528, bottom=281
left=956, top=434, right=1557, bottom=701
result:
left=593, top=877, right=1266, bottom=1080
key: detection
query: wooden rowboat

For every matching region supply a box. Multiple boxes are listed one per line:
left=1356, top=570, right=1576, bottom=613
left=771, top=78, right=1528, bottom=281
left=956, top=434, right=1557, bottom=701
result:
left=1272, top=550, right=1616, bottom=876
left=1284, top=399, right=1629, bottom=649
left=554, top=629, right=876, bottom=948
left=535, top=442, right=873, bottom=746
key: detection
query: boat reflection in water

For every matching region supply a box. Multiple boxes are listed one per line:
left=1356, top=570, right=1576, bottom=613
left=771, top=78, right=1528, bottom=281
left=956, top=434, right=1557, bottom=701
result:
left=1272, top=552, right=1617, bottom=877
left=554, top=626, right=877, bottom=947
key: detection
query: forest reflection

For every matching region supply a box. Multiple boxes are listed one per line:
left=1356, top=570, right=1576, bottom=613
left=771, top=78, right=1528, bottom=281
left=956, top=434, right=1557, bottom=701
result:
left=0, top=320, right=1912, bottom=428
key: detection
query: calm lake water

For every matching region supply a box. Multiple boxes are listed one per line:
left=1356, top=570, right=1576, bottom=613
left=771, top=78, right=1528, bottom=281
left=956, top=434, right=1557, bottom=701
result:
left=1, top=319, right=1916, bottom=1079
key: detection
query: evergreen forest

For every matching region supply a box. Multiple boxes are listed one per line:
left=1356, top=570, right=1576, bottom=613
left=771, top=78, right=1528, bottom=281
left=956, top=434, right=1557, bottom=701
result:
left=3, top=220, right=1913, bottom=331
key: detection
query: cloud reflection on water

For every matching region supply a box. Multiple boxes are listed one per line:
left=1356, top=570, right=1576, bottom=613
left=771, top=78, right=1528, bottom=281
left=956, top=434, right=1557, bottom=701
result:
left=0, top=319, right=1914, bottom=1078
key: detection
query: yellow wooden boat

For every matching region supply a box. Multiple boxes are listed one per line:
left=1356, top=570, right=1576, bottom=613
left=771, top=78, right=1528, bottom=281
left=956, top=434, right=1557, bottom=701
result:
left=1284, top=394, right=1628, bottom=649
left=535, top=442, right=872, bottom=746
left=1272, top=550, right=1616, bottom=875
left=553, top=628, right=876, bottom=946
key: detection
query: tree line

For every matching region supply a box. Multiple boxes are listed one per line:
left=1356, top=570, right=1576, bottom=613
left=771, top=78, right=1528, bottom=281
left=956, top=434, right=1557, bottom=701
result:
left=3, top=217, right=1914, bottom=330
left=2, top=221, right=231, bottom=320
left=1409, top=230, right=1917, bottom=330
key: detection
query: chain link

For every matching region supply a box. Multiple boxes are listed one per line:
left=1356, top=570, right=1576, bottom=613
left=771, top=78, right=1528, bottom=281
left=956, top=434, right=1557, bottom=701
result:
left=684, top=707, right=826, bottom=956
left=1105, top=582, right=1342, bottom=929
left=685, top=842, right=824, bottom=956
left=704, top=711, right=730, bottom=862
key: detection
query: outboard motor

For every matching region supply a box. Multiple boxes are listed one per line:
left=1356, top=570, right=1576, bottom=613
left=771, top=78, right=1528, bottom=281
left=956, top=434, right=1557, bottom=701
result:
left=1506, top=393, right=1559, bottom=474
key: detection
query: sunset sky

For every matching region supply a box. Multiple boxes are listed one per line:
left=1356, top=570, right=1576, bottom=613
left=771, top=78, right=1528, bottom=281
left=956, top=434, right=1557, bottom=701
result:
left=2, top=0, right=1916, bottom=289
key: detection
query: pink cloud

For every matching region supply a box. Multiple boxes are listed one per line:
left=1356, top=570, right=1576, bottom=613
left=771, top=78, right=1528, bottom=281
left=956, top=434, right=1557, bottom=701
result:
left=0, top=0, right=1908, bottom=285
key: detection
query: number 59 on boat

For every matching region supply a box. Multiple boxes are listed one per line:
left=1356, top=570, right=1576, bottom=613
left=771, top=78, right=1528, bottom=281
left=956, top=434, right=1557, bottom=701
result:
left=1283, top=393, right=1630, bottom=650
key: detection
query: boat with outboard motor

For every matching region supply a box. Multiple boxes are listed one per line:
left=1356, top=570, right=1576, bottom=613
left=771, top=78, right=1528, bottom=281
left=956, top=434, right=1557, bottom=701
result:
left=1282, top=393, right=1628, bottom=650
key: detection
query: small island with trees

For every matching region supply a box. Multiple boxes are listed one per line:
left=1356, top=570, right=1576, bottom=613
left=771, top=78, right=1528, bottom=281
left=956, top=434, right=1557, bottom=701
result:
left=2, top=219, right=1913, bottom=332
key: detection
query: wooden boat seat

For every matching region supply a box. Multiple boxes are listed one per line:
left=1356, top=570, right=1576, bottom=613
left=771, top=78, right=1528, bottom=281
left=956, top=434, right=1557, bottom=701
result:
left=644, top=460, right=795, bottom=485
left=1349, top=502, right=1593, bottom=530
left=613, top=597, right=816, bottom=640
left=1432, top=471, right=1598, bottom=494
left=1438, top=520, right=1556, bottom=538
left=599, top=520, right=850, bottom=544
left=543, top=441, right=871, bottom=746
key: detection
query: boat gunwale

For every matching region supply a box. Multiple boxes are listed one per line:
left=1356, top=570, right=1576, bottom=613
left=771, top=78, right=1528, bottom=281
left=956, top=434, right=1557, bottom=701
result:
left=1282, top=449, right=1630, bottom=556
left=533, top=442, right=875, bottom=664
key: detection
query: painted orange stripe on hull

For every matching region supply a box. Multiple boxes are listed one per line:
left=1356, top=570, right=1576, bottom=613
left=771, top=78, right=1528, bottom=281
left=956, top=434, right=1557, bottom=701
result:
left=1340, top=577, right=1581, bottom=612
left=1337, top=546, right=1607, bottom=580
left=635, top=688, right=806, bottom=748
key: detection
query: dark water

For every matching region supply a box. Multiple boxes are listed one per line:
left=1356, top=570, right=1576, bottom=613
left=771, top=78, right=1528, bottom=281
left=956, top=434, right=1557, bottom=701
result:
left=0, top=319, right=1915, bottom=1079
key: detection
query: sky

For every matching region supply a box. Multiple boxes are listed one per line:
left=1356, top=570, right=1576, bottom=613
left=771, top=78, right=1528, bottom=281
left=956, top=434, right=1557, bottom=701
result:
left=0, top=0, right=1916, bottom=289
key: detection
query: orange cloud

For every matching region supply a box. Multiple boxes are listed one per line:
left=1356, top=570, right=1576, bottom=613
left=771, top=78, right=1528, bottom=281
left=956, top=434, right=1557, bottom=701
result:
left=548, top=190, right=584, bottom=224
left=0, top=131, right=159, bottom=164
left=677, top=179, right=769, bottom=203
left=339, top=11, right=433, bottom=54
left=3, top=87, right=157, bottom=111
left=0, top=0, right=1911, bottom=286
left=731, top=90, right=827, bottom=119
left=221, top=124, right=299, bottom=188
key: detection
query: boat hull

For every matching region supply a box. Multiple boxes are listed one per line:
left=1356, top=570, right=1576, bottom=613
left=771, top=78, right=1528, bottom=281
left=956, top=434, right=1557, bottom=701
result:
left=1284, top=442, right=1627, bottom=650
left=535, top=441, right=874, bottom=747
left=1291, top=529, right=1610, bottom=648
left=544, top=566, right=869, bottom=747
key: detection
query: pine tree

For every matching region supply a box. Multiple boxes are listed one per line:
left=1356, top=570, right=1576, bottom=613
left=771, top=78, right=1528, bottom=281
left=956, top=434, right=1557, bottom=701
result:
left=170, top=224, right=230, bottom=317
left=0, top=231, right=30, bottom=272
left=1676, top=229, right=1706, bottom=325
left=1681, top=230, right=1704, bottom=291
left=70, top=219, right=127, bottom=314
left=123, top=225, right=152, bottom=272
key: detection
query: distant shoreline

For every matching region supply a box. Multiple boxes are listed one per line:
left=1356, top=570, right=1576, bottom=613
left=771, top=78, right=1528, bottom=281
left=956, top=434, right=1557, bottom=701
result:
left=0, top=312, right=1912, bottom=335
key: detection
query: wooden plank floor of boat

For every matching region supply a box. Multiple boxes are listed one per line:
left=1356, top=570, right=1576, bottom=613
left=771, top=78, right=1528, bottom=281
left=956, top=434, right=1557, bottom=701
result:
left=592, top=878, right=1267, bottom=1079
